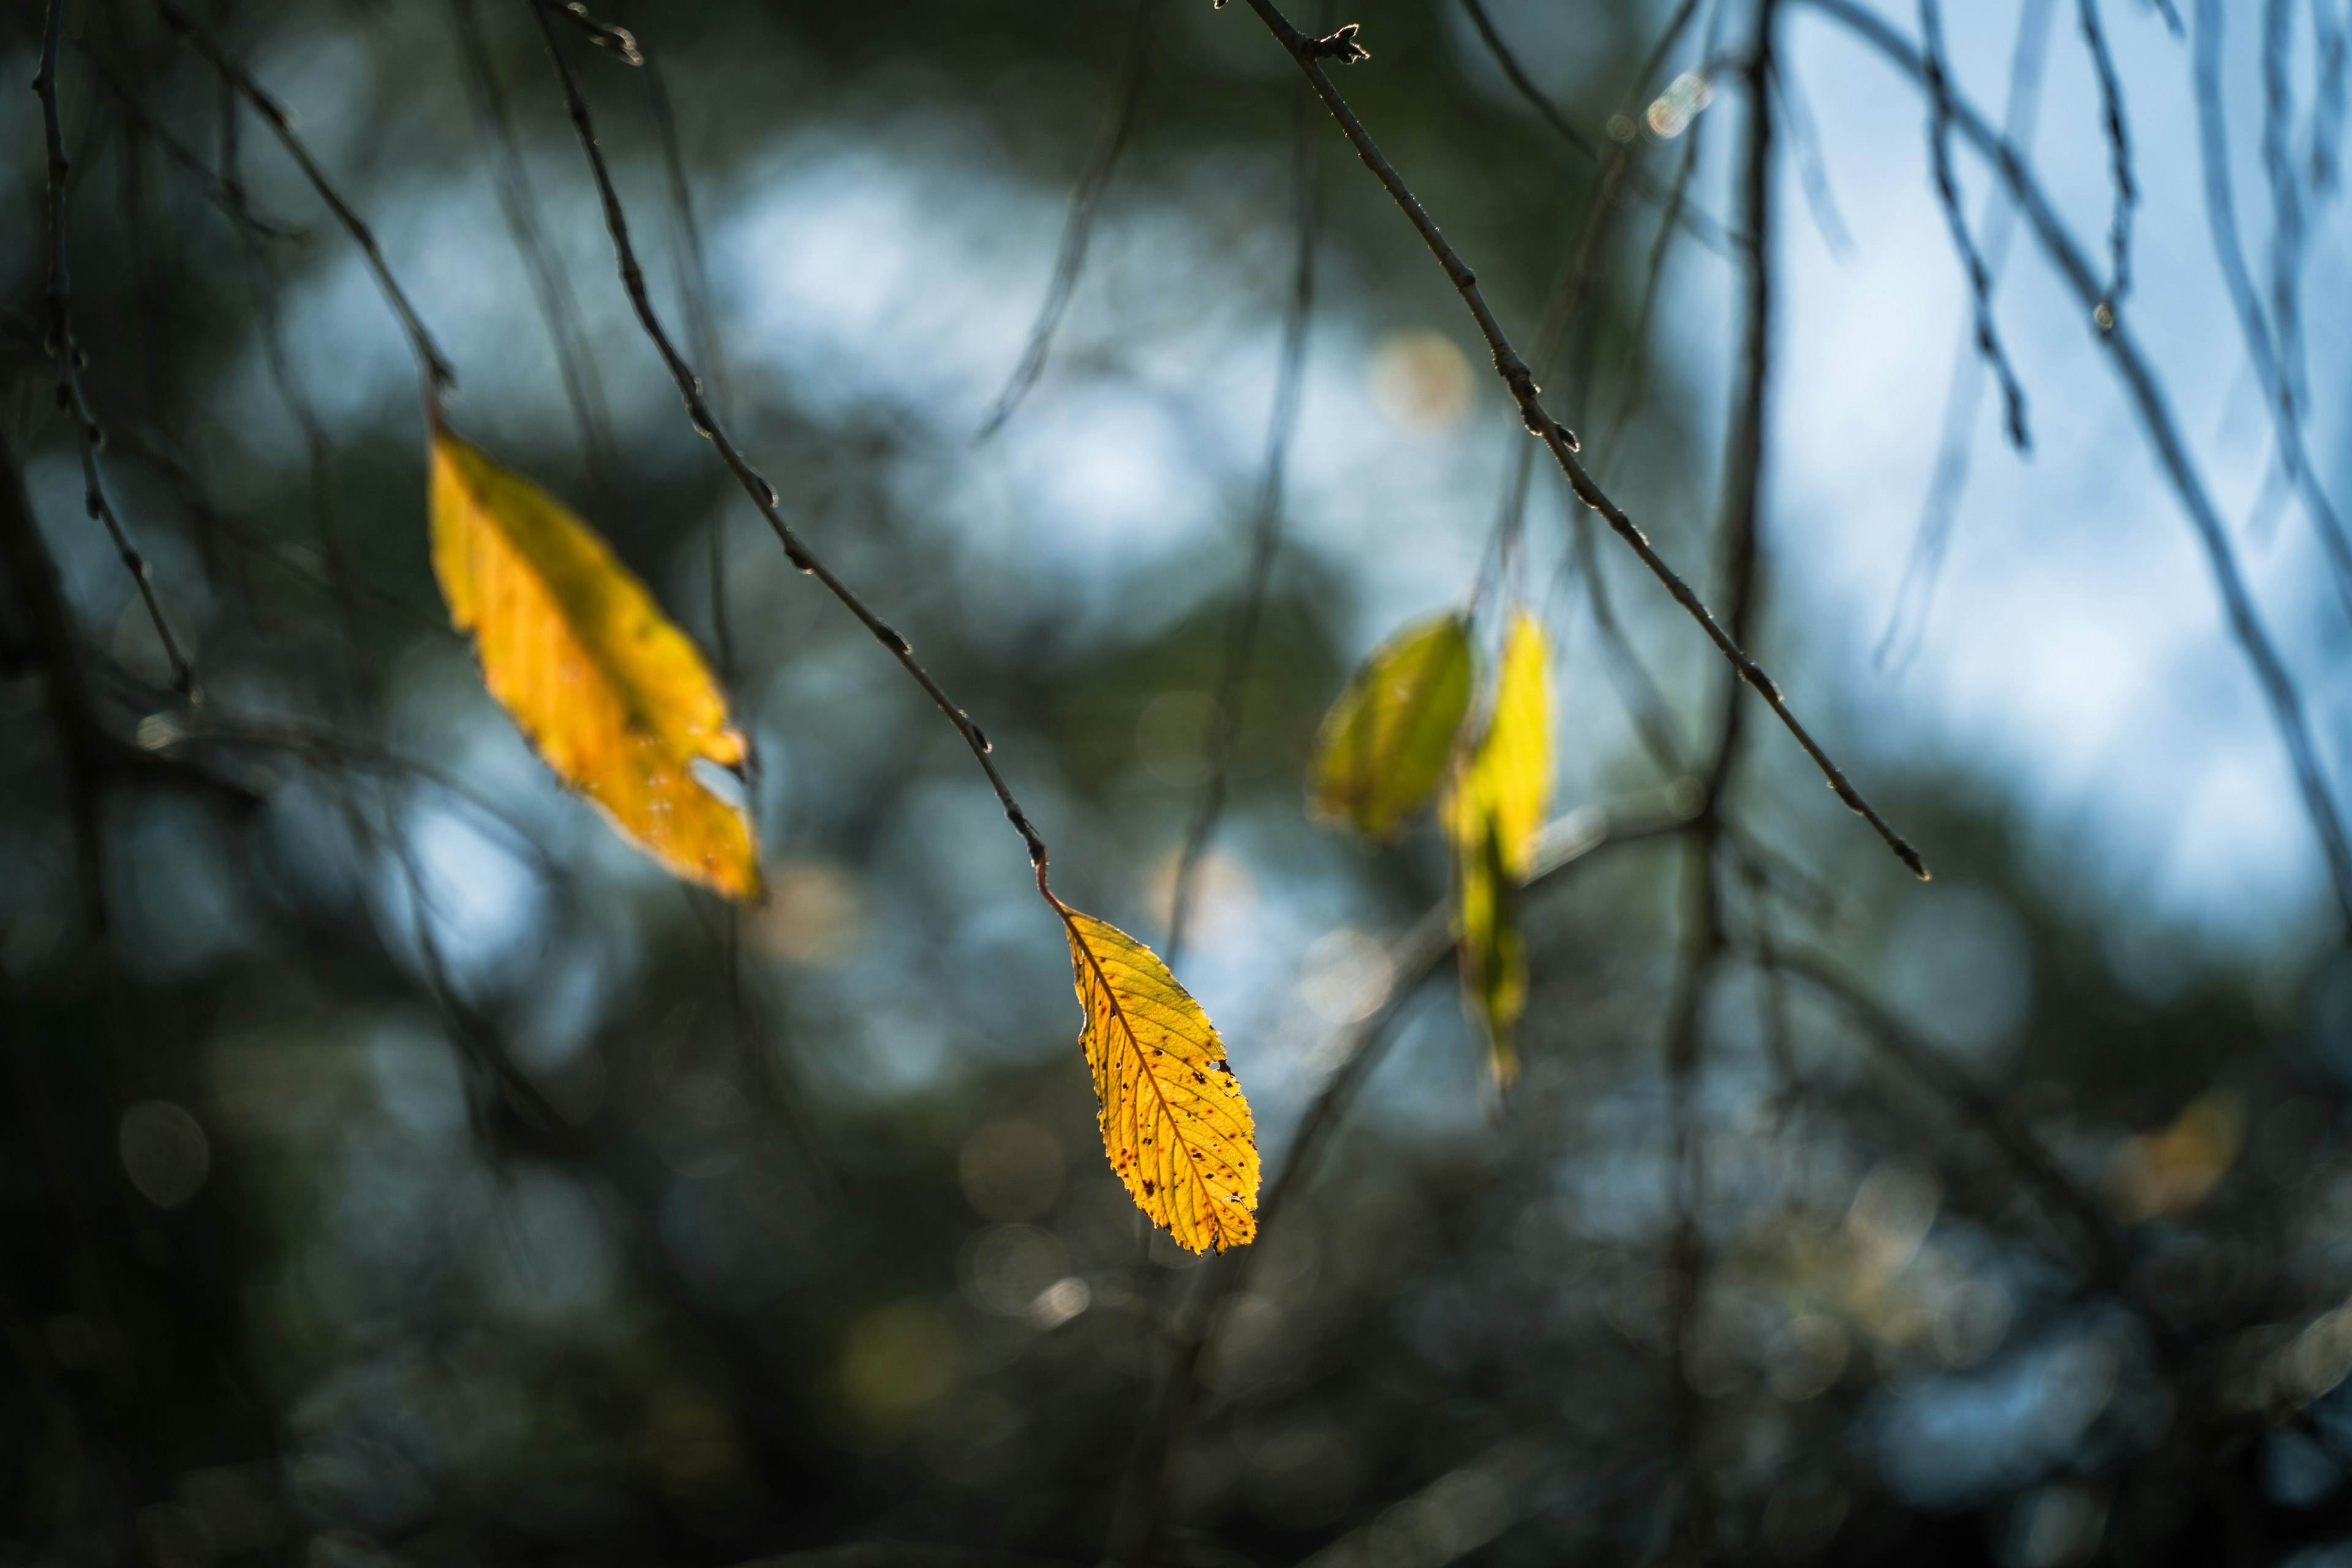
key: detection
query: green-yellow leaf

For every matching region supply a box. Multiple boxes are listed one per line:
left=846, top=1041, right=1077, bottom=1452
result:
left=429, top=429, right=759, bottom=901
left=1308, top=611, right=1476, bottom=840
left=1442, top=611, right=1553, bottom=1082
left=1058, top=905, right=1258, bottom=1252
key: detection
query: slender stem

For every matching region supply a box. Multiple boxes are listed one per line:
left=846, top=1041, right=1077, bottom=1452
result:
left=37, top=0, right=197, bottom=701
left=1166, top=58, right=1322, bottom=968
left=1232, top=0, right=1929, bottom=881
left=162, top=2, right=455, bottom=398
left=1801, top=0, right=2352, bottom=934
left=525, top=4, right=1059, bottom=889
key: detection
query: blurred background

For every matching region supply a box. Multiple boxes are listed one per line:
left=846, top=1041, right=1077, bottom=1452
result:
left=6, top=0, right=2352, bottom=1562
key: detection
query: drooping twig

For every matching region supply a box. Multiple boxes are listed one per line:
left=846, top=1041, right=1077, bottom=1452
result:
left=161, top=2, right=456, bottom=398
left=2261, top=0, right=2308, bottom=411
left=2078, top=0, right=2138, bottom=309
left=526, top=6, right=1072, bottom=903
left=1165, top=62, right=1322, bottom=969
left=1231, top=0, right=1929, bottom=881
left=1920, top=0, right=2032, bottom=451
left=36, top=0, right=197, bottom=702
left=1801, top=0, right=2352, bottom=933
left=77, top=45, right=304, bottom=241
left=974, top=0, right=1164, bottom=440
left=1876, top=0, right=2056, bottom=671
left=538, top=0, right=639, bottom=64
left=2190, top=0, right=2352, bottom=622
left=1656, top=17, right=1779, bottom=1552
left=635, top=28, right=736, bottom=681
left=1771, top=51, right=1854, bottom=258
left=2312, top=0, right=2348, bottom=193
left=451, top=0, right=619, bottom=494
left=1457, top=0, right=1736, bottom=258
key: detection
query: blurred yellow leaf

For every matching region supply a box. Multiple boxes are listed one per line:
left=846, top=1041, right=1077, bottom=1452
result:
left=1058, top=905, right=1257, bottom=1251
left=1309, top=612, right=1475, bottom=840
left=2106, top=1091, right=2244, bottom=1222
left=1442, top=612, right=1552, bottom=1082
left=429, top=429, right=758, bottom=900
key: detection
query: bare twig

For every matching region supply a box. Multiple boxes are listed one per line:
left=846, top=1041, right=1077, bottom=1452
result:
left=1920, top=0, right=2032, bottom=451
left=539, top=0, right=639, bottom=64
left=2262, top=0, right=2308, bottom=410
left=526, top=6, right=1084, bottom=913
left=1457, top=0, right=1736, bottom=258
left=1230, top=0, right=1929, bottom=881
left=1876, top=0, right=2057, bottom=671
left=161, top=2, right=456, bottom=398
left=1166, top=60, right=1322, bottom=968
left=2079, top=0, right=2138, bottom=308
left=36, top=0, right=197, bottom=702
left=77, top=44, right=304, bottom=241
left=1800, top=0, right=2352, bottom=933
left=974, top=0, right=1163, bottom=440
left=2190, top=0, right=2352, bottom=621
left=451, top=0, right=619, bottom=494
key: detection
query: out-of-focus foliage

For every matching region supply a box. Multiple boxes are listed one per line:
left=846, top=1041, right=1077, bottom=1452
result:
left=430, top=427, right=760, bottom=899
left=1308, top=611, right=1476, bottom=841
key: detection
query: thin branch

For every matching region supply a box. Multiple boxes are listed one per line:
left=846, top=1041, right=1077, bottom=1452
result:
left=636, top=29, right=736, bottom=680
left=973, top=0, right=1164, bottom=440
left=1457, top=0, right=1737, bottom=259
left=1920, top=0, right=2033, bottom=451
left=2312, top=0, right=2348, bottom=194
left=77, top=44, right=304, bottom=241
left=538, top=0, right=641, bottom=65
left=1876, top=0, right=2057, bottom=672
left=2262, top=0, right=2308, bottom=410
left=1800, top=0, right=2352, bottom=933
left=1762, top=945, right=2132, bottom=1289
left=36, top=0, right=197, bottom=702
left=2078, top=0, right=2138, bottom=307
left=2190, top=0, right=2352, bottom=621
left=161, top=2, right=456, bottom=398
left=1166, top=66, right=1321, bottom=968
left=451, top=0, right=620, bottom=495
left=1230, top=0, right=1930, bottom=881
left=525, top=6, right=1068, bottom=903
left=1771, top=51, right=1854, bottom=260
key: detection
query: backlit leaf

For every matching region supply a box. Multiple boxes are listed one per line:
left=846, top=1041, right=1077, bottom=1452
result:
left=1058, top=905, right=1257, bottom=1251
left=1309, top=611, right=1475, bottom=840
left=429, top=429, right=758, bottom=900
left=1442, top=611, right=1552, bottom=1082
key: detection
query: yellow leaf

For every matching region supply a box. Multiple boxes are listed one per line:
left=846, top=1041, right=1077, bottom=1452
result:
left=1442, top=611, right=1551, bottom=1082
left=429, top=429, right=758, bottom=900
left=1057, top=905, right=1258, bottom=1251
left=1308, top=612, right=1476, bottom=840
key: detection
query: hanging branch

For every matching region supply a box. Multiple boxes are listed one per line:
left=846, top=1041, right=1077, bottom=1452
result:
left=2261, top=0, right=2308, bottom=410
left=78, top=47, right=303, bottom=241
left=1227, top=0, right=1929, bottom=882
left=2190, top=0, right=2352, bottom=622
left=1165, top=65, right=1322, bottom=968
left=35, top=0, right=197, bottom=702
left=1799, top=0, right=2352, bottom=935
left=1456, top=0, right=1736, bottom=258
left=1919, top=0, right=2033, bottom=451
left=1657, top=14, right=1778, bottom=1553
left=522, top=4, right=1090, bottom=916
left=974, top=0, right=1164, bottom=440
left=450, top=0, right=620, bottom=495
left=1877, top=0, right=2058, bottom=671
left=2078, top=0, right=2138, bottom=309
left=160, top=3, right=455, bottom=399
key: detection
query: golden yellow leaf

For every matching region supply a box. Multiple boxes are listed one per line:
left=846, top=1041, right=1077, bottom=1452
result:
left=1057, top=905, right=1257, bottom=1251
left=429, top=429, right=758, bottom=900
left=1442, top=611, right=1552, bottom=1082
left=1308, top=612, right=1476, bottom=840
